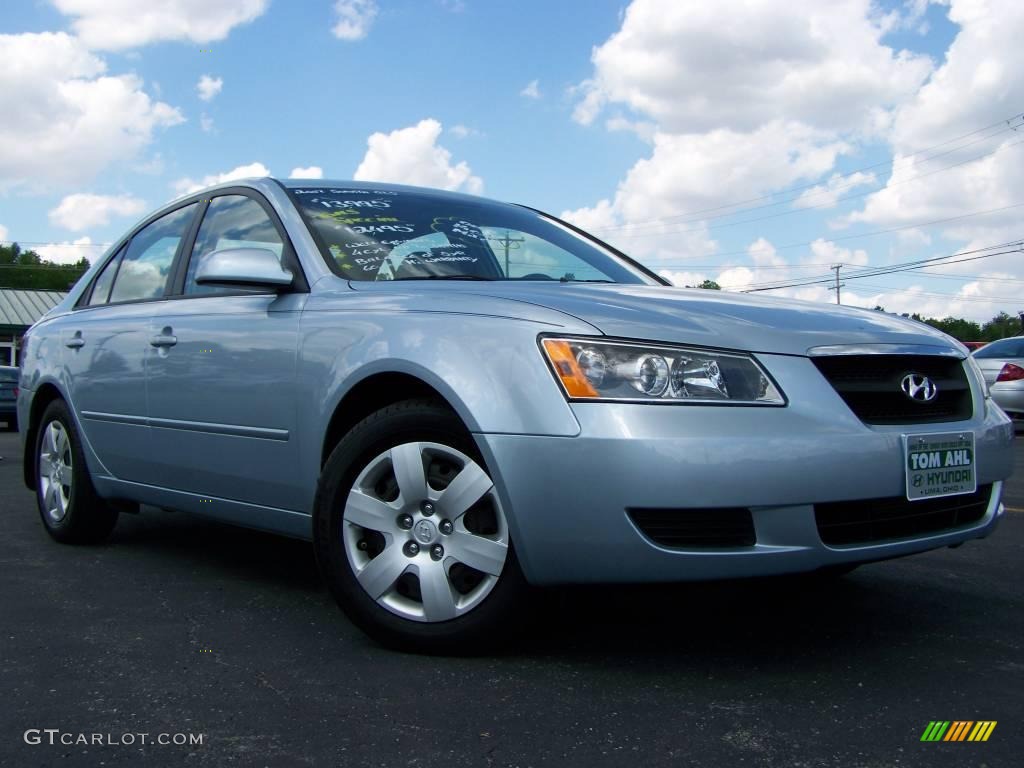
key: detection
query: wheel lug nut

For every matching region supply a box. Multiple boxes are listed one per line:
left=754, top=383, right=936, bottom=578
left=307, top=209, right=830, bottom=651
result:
left=404, top=541, right=420, bottom=557
left=397, top=514, right=413, bottom=530
left=421, top=501, right=435, bottom=516
left=430, top=544, right=444, bottom=561
left=439, top=520, right=453, bottom=535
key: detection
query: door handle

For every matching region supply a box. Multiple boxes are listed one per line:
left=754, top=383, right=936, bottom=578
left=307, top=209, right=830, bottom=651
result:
left=65, top=333, right=84, bottom=349
left=149, top=334, right=177, bottom=348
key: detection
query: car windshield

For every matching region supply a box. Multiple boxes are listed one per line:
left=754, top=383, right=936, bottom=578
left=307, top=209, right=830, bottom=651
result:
left=287, top=186, right=653, bottom=284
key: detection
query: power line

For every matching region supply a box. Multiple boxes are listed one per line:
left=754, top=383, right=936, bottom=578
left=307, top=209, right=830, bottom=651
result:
left=599, top=125, right=1024, bottom=235
left=853, top=282, right=1024, bottom=304
left=644, top=202, right=1024, bottom=264
left=591, top=111, right=1024, bottom=232
left=742, top=241, right=1024, bottom=292
left=744, top=246, right=1021, bottom=292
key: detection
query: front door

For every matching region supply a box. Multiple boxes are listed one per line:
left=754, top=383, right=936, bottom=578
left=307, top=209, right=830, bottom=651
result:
left=143, top=193, right=305, bottom=511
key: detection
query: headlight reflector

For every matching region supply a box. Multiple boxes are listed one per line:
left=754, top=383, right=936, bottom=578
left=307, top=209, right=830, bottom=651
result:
left=541, top=337, right=784, bottom=404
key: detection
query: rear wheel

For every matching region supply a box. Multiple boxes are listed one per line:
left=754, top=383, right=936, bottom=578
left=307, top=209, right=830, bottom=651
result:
left=35, top=400, right=118, bottom=544
left=314, top=399, right=530, bottom=654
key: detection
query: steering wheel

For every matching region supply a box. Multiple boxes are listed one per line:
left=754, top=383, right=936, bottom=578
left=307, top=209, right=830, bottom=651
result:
left=518, top=273, right=555, bottom=281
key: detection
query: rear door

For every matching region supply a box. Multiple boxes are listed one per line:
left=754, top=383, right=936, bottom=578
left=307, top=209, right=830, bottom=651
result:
left=143, top=191, right=307, bottom=511
left=61, top=203, right=199, bottom=480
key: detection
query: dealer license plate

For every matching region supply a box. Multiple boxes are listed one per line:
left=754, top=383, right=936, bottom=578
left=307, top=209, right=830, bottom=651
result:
left=903, top=432, right=977, bottom=501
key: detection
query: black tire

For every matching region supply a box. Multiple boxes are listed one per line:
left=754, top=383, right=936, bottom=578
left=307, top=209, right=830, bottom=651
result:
left=34, top=400, right=118, bottom=544
left=314, top=398, right=531, bottom=654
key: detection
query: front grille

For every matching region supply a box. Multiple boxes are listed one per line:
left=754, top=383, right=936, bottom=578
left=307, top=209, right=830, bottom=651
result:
left=628, top=508, right=756, bottom=548
left=812, top=354, right=973, bottom=424
left=815, top=485, right=991, bottom=546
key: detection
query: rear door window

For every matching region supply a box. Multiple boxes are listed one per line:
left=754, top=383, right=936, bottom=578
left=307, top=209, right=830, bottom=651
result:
left=108, top=204, right=197, bottom=304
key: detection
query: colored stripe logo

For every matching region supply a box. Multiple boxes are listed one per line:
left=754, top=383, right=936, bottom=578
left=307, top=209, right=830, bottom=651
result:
left=920, top=721, right=997, bottom=742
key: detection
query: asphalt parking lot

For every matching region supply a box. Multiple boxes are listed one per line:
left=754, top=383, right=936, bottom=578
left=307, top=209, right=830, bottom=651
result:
left=1, top=430, right=1021, bottom=768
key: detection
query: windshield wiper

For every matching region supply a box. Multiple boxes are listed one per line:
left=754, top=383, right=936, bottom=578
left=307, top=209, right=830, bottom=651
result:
left=559, top=277, right=615, bottom=283
left=392, top=275, right=496, bottom=281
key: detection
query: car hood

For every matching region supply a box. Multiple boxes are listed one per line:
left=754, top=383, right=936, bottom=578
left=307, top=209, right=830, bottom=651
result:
left=351, top=281, right=962, bottom=357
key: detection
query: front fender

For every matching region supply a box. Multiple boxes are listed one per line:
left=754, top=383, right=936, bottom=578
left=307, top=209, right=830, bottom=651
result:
left=295, top=307, right=596, bottom=510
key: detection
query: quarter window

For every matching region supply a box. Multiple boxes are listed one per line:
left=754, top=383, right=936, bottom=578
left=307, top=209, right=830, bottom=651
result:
left=184, top=195, right=285, bottom=295
left=109, top=204, right=197, bottom=304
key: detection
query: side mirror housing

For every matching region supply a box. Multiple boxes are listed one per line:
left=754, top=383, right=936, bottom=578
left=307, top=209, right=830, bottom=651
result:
left=194, top=247, right=294, bottom=290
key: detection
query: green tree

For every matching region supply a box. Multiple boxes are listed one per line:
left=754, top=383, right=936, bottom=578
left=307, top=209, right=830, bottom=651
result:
left=688, top=279, right=721, bottom=290
left=0, top=242, right=89, bottom=291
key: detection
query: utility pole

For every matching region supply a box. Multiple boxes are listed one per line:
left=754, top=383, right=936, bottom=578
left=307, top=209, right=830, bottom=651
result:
left=829, top=264, right=845, bottom=305
left=487, top=231, right=524, bottom=277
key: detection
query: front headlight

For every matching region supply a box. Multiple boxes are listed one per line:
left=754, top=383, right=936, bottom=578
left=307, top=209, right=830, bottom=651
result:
left=540, top=337, right=785, bottom=404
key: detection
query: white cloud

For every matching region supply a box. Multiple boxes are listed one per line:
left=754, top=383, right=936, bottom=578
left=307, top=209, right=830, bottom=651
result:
left=35, top=236, right=95, bottom=265
left=0, top=32, right=183, bottom=190
left=557, top=0, right=1023, bottom=322
left=847, top=0, right=1024, bottom=249
left=332, top=0, right=378, bottom=41
left=563, top=121, right=845, bottom=264
left=793, top=171, right=877, bottom=209
left=0, top=224, right=7, bottom=242
left=196, top=74, right=223, bottom=101
left=449, top=124, right=480, bottom=139
left=200, top=113, right=215, bottom=133
left=48, top=193, right=147, bottom=231
left=353, top=119, right=483, bottom=194
left=605, top=116, right=656, bottom=142
left=520, top=79, right=541, bottom=99
left=572, top=0, right=932, bottom=133
left=52, top=0, right=269, bottom=50
left=289, top=166, right=324, bottom=179
left=172, top=161, right=271, bottom=195
left=808, top=238, right=870, bottom=267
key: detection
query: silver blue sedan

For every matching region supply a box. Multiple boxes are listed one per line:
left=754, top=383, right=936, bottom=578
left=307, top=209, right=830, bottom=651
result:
left=18, top=179, right=1015, bottom=652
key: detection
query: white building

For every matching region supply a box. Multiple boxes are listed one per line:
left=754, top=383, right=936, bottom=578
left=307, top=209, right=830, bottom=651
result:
left=0, top=289, right=67, bottom=366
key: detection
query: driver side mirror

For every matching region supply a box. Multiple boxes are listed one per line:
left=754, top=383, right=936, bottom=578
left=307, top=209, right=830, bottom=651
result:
left=195, top=247, right=294, bottom=290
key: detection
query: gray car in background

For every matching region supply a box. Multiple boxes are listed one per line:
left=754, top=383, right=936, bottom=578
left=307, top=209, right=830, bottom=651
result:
left=972, top=336, right=1024, bottom=429
left=17, top=178, right=1015, bottom=652
left=0, top=365, right=19, bottom=430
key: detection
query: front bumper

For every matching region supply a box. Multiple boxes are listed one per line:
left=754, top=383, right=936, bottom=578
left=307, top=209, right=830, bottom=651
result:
left=476, top=353, right=1015, bottom=586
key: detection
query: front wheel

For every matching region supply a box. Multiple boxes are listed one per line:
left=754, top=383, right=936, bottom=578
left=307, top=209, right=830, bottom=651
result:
left=314, top=399, right=530, bottom=654
left=35, top=400, right=118, bottom=544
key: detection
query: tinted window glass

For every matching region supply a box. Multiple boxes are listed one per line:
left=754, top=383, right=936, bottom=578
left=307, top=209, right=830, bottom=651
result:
left=0, top=368, right=18, bottom=382
left=288, top=186, right=651, bottom=284
left=185, top=195, right=285, bottom=295
left=87, top=246, right=124, bottom=306
left=109, top=204, right=196, bottom=303
left=974, top=339, right=1022, bottom=359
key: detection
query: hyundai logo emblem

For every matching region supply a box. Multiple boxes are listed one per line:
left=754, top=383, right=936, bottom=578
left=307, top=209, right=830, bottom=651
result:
left=900, top=373, right=938, bottom=403
left=414, top=519, right=436, bottom=544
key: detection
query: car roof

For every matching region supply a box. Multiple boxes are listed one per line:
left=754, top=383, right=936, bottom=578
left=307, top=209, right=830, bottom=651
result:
left=278, top=178, right=507, bottom=206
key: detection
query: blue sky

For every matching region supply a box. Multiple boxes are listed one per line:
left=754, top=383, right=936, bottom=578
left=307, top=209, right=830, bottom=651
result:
left=1, top=0, right=1022, bottom=322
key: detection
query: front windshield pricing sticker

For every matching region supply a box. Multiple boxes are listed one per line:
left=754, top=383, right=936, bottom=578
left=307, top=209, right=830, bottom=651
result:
left=903, top=432, right=976, bottom=501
